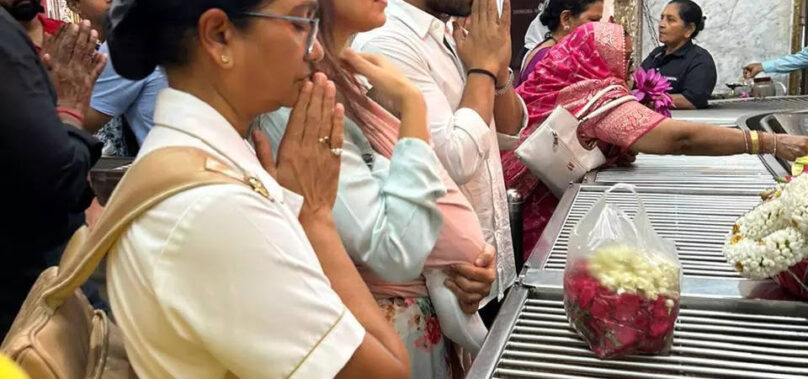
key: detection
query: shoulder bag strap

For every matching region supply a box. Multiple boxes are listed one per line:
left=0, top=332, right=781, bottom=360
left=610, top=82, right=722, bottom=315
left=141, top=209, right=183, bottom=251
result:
left=574, top=84, right=626, bottom=119
left=44, top=146, right=266, bottom=308
left=579, top=95, right=639, bottom=123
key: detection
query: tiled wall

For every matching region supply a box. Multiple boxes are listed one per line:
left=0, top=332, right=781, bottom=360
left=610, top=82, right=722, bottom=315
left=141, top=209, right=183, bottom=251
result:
left=640, top=0, right=794, bottom=94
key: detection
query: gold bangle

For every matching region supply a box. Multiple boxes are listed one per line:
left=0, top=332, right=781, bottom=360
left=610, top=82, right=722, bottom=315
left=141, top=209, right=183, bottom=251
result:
left=750, top=131, right=760, bottom=155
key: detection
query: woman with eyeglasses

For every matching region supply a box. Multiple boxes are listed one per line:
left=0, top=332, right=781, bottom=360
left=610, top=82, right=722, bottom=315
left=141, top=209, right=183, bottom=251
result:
left=254, top=0, right=500, bottom=376
left=103, top=0, right=409, bottom=378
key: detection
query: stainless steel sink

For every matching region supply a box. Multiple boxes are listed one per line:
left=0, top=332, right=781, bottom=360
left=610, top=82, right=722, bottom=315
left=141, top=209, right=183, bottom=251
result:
left=761, top=112, right=808, bottom=136
left=468, top=285, right=808, bottom=379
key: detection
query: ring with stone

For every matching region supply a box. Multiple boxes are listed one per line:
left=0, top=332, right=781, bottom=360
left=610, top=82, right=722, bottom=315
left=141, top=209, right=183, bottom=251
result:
left=330, top=148, right=343, bottom=157
left=318, top=136, right=330, bottom=144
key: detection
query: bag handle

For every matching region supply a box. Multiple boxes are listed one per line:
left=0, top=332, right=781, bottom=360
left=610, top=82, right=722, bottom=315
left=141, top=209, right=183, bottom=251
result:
left=603, top=183, right=647, bottom=221
left=574, top=84, right=626, bottom=119
left=580, top=95, right=638, bottom=123
left=44, top=147, right=257, bottom=308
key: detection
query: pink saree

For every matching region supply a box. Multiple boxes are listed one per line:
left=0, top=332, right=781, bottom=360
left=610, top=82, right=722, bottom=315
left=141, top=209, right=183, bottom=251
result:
left=503, top=22, right=666, bottom=260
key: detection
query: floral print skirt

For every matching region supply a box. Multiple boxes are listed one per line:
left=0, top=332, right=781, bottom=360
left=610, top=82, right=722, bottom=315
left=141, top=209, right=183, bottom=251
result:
left=377, top=297, right=456, bottom=379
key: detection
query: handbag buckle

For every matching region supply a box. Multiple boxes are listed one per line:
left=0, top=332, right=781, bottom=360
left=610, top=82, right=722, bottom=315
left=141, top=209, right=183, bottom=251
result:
left=552, top=130, right=559, bottom=152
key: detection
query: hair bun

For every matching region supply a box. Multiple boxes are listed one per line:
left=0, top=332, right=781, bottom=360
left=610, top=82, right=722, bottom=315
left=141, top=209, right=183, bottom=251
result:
left=106, top=0, right=160, bottom=80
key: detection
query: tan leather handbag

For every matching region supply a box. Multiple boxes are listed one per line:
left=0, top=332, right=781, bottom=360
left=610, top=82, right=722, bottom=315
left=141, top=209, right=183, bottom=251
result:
left=0, top=147, right=265, bottom=379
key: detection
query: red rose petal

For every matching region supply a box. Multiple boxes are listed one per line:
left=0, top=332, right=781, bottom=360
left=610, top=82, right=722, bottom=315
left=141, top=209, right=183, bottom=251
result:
left=590, top=299, right=610, bottom=320
left=564, top=266, right=679, bottom=359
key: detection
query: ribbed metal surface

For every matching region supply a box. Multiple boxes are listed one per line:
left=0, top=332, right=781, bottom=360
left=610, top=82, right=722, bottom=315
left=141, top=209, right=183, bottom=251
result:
left=589, top=154, right=777, bottom=191
left=542, top=189, right=762, bottom=278
left=490, top=291, right=808, bottom=379
left=710, top=95, right=808, bottom=111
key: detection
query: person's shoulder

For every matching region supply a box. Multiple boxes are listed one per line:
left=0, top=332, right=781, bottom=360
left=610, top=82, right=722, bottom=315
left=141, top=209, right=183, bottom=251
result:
left=154, top=182, right=284, bottom=236
left=690, top=43, right=716, bottom=64
left=646, top=45, right=666, bottom=58
left=689, top=43, right=713, bottom=57
left=352, top=17, right=413, bottom=50
left=0, top=10, right=35, bottom=56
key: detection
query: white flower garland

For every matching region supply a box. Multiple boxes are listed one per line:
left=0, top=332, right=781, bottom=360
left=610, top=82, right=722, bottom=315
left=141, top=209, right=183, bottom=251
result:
left=781, top=175, right=808, bottom=233
left=588, top=245, right=680, bottom=300
left=724, top=176, right=808, bottom=279
left=731, top=197, right=788, bottom=239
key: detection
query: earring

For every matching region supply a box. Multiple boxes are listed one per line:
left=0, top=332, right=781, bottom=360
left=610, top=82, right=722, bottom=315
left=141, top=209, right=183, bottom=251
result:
left=221, top=55, right=230, bottom=64
left=564, top=25, right=570, bottom=31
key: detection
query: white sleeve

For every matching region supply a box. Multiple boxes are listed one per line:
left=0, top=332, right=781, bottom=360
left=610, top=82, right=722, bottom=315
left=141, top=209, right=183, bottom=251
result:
left=152, top=185, right=365, bottom=379
left=496, top=94, right=529, bottom=152
left=357, top=34, right=491, bottom=186
left=334, top=137, right=446, bottom=282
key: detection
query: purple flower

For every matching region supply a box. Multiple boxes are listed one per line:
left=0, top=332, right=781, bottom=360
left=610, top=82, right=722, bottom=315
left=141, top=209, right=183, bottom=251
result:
left=633, top=68, right=674, bottom=116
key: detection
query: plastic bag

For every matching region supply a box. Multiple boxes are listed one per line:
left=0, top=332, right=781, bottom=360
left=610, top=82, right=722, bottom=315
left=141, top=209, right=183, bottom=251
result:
left=564, top=184, right=681, bottom=359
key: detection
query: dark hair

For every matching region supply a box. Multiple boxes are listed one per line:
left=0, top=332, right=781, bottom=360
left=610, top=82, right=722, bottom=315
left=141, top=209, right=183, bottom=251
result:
left=539, top=0, right=602, bottom=32
left=668, top=0, right=706, bottom=39
left=107, top=0, right=270, bottom=80
left=315, top=0, right=375, bottom=132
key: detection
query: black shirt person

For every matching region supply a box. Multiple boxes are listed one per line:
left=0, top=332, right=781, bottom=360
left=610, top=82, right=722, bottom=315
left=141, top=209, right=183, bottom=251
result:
left=641, top=0, right=716, bottom=109
left=0, top=6, right=104, bottom=336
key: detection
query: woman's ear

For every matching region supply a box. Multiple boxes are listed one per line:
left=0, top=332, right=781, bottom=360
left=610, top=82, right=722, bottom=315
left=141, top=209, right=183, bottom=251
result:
left=684, top=22, right=696, bottom=39
left=560, top=10, right=572, bottom=31
left=197, top=8, right=236, bottom=68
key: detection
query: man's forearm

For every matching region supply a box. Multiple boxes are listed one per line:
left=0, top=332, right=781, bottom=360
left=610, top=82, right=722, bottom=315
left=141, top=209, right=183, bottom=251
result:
left=458, top=74, right=495, bottom=124
left=763, top=48, right=808, bottom=74
left=84, top=108, right=114, bottom=133
left=493, top=88, right=524, bottom=136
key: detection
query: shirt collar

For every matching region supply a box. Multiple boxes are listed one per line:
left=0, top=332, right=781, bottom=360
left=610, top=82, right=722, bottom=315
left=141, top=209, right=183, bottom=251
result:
left=671, top=40, right=694, bottom=57
left=657, top=40, right=693, bottom=59
left=388, top=0, right=447, bottom=42
left=152, top=88, right=292, bottom=204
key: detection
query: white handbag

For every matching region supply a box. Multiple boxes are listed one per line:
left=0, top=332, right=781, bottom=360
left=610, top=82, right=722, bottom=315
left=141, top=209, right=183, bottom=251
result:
left=515, top=85, right=637, bottom=197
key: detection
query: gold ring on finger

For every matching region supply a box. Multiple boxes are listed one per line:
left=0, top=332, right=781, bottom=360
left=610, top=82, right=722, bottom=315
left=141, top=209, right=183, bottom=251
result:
left=330, top=148, right=343, bottom=157
left=318, top=136, right=330, bottom=144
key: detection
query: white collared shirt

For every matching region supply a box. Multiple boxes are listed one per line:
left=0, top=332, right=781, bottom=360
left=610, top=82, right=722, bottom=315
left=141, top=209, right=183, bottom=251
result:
left=106, top=88, right=364, bottom=379
left=353, top=0, right=521, bottom=301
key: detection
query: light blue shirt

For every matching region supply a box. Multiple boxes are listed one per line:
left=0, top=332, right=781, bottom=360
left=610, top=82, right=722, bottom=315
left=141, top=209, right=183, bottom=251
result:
left=255, top=109, right=447, bottom=282
left=90, top=43, right=168, bottom=145
left=763, top=47, right=808, bottom=74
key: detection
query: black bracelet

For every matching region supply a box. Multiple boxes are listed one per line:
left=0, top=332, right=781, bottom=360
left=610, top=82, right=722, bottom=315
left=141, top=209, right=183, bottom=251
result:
left=467, top=68, right=498, bottom=86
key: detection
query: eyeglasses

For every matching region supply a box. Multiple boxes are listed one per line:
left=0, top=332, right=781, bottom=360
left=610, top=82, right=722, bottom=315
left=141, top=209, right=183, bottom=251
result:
left=241, top=11, right=320, bottom=56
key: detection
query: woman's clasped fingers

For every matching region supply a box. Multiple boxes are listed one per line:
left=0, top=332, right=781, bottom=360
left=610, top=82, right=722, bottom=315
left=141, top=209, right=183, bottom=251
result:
left=304, top=73, right=328, bottom=143
left=329, top=104, right=345, bottom=158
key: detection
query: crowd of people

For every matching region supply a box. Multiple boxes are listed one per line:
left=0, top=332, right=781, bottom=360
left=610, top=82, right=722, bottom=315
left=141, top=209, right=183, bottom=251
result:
left=2, top=0, right=808, bottom=378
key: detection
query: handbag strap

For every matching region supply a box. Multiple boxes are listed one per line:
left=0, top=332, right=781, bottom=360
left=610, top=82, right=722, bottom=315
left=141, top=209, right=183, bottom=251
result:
left=579, top=95, right=638, bottom=123
left=44, top=146, right=262, bottom=308
left=574, top=84, right=625, bottom=119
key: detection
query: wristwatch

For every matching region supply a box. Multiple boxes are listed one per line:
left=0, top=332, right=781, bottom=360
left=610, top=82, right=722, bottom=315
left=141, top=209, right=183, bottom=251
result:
left=495, top=68, right=514, bottom=96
